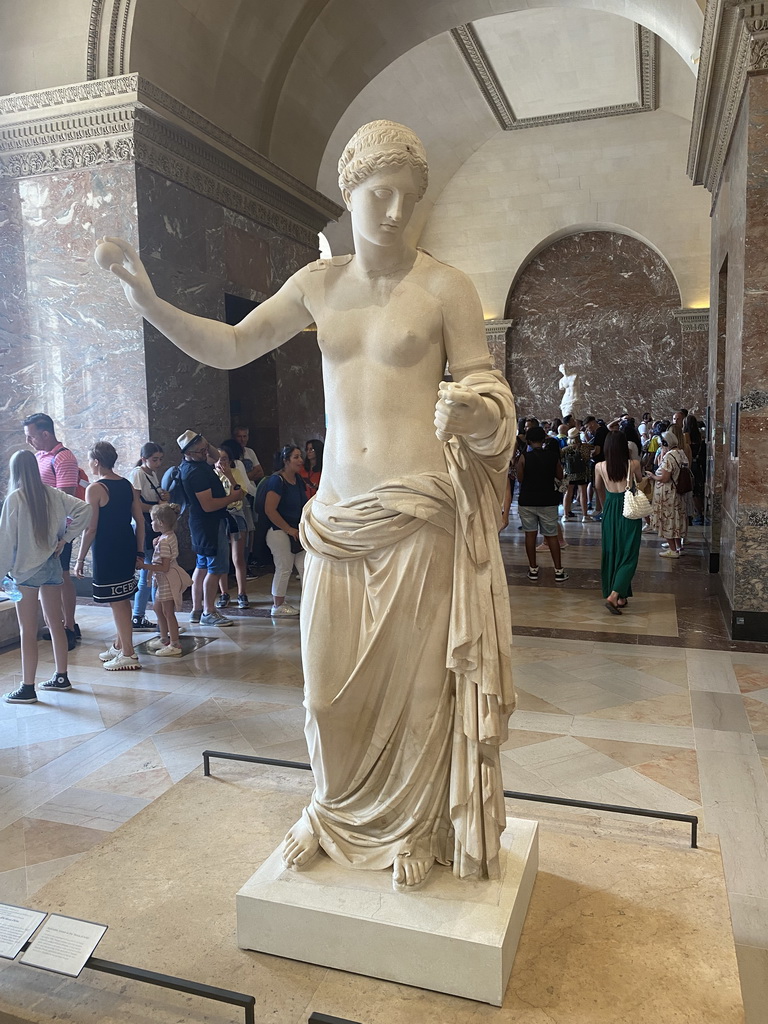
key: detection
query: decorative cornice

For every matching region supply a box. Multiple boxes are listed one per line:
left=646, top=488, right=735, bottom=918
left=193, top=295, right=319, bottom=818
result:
left=0, top=75, right=343, bottom=246
left=484, top=319, right=513, bottom=343
left=673, top=308, right=710, bottom=332
left=452, top=22, right=657, bottom=132
left=688, top=2, right=768, bottom=193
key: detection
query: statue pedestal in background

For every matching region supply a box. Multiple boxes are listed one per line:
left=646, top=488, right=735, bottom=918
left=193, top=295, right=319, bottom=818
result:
left=237, top=818, right=538, bottom=1006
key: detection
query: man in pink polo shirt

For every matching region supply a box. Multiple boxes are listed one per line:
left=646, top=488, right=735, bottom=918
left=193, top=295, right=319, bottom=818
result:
left=22, top=413, right=82, bottom=649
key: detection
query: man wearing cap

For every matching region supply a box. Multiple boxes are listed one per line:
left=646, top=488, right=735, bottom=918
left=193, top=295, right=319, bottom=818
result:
left=177, top=430, right=238, bottom=627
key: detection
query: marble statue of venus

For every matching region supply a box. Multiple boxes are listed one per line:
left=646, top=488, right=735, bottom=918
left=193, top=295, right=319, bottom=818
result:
left=101, top=121, right=517, bottom=893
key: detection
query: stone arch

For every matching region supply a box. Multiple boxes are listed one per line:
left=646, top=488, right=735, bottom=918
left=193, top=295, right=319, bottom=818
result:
left=504, top=224, right=683, bottom=318
left=503, top=229, right=707, bottom=421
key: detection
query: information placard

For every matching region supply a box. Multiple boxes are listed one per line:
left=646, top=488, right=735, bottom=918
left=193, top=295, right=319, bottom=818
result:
left=20, top=914, right=107, bottom=977
left=0, top=904, right=47, bottom=960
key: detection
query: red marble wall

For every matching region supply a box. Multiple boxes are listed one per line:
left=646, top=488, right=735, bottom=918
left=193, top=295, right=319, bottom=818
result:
left=709, top=73, right=768, bottom=636
left=504, top=231, right=707, bottom=423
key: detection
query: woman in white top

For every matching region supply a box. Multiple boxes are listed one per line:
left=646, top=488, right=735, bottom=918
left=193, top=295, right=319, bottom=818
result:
left=0, top=450, right=91, bottom=703
left=128, top=442, right=168, bottom=629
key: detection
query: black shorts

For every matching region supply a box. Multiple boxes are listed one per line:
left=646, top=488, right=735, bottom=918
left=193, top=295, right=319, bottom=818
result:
left=59, top=541, right=73, bottom=572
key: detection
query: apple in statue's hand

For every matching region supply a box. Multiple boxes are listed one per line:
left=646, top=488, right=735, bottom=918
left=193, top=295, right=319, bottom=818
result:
left=94, top=240, right=126, bottom=271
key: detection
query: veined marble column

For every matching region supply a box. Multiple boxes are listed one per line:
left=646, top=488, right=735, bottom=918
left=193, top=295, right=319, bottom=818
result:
left=0, top=75, right=341, bottom=494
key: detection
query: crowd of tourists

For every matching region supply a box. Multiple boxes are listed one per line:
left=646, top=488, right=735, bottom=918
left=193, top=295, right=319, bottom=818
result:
left=0, top=413, right=324, bottom=703
left=0, top=406, right=704, bottom=704
left=504, top=409, right=706, bottom=613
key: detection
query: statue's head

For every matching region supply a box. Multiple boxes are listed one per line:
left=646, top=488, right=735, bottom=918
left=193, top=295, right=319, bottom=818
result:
left=559, top=363, right=566, bottom=373
left=338, top=121, right=428, bottom=201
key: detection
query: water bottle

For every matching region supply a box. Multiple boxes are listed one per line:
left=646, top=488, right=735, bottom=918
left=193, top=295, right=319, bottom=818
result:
left=2, top=577, right=22, bottom=602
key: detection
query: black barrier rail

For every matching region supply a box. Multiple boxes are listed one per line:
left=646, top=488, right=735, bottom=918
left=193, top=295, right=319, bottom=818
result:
left=202, top=750, right=698, bottom=848
left=87, top=958, right=255, bottom=1024
left=309, top=1014, right=363, bottom=1023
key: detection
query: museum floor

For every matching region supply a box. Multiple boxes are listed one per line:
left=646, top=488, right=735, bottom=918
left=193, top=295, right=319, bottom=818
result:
left=0, top=515, right=766, bottom=1022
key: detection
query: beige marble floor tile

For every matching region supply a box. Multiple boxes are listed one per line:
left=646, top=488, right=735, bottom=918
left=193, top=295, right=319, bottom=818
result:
left=70, top=737, right=166, bottom=785
left=687, top=650, right=741, bottom=693
left=211, top=696, right=300, bottom=717
left=745, top=687, right=768, bottom=708
left=233, top=706, right=307, bottom=751
left=29, top=786, right=151, bottom=831
left=691, top=691, right=753, bottom=734
left=600, top=654, right=689, bottom=687
left=150, top=721, right=259, bottom=782
left=508, top=587, right=679, bottom=636
left=582, top=692, right=693, bottom=726
left=635, top=749, right=702, bottom=804
left=578, top=737, right=685, bottom=767
left=26, top=852, right=85, bottom=897
left=21, top=817, right=107, bottom=866
left=506, top=710, right=574, bottom=735
left=563, top=766, right=702, bottom=815
left=501, top=729, right=564, bottom=750
left=75, top=767, right=175, bottom=801
left=509, top=647, right=575, bottom=666
left=154, top=697, right=237, bottom=734
left=735, top=944, right=768, bottom=1024
left=505, top=736, right=626, bottom=786
left=729, top=893, right=768, bottom=948
left=0, top=865, right=28, bottom=905
left=737, top=663, right=768, bottom=696
left=743, top=698, right=768, bottom=735
left=507, top=690, right=567, bottom=715
left=89, top=683, right=172, bottom=728
left=0, top=731, right=102, bottom=778
left=0, top=819, right=26, bottom=871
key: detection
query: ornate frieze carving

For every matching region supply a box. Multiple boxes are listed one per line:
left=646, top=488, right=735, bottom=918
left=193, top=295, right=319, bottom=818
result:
left=673, top=308, right=711, bottom=333
left=688, top=2, right=768, bottom=193
left=452, top=23, right=657, bottom=131
left=0, top=75, right=343, bottom=246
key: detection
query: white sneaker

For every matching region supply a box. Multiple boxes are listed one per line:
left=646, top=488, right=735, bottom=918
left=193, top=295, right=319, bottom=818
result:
left=147, top=637, right=168, bottom=650
left=271, top=603, right=300, bottom=617
left=581, top=515, right=595, bottom=523
left=103, top=653, right=142, bottom=670
left=659, top=549, right=680, bottom=559
left=98, top=644, right=120, bottom=662
left=154, top=644, right=182, bottom=657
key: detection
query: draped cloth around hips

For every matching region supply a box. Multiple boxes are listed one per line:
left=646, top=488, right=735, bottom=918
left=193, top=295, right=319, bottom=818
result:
left=298, top=371, right=516, bottom=880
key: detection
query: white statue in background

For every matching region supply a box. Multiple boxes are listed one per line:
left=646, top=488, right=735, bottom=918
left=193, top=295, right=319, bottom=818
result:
left=558, top=363, right=581, bottom=419
left=100, top=121, right=516, bottom=893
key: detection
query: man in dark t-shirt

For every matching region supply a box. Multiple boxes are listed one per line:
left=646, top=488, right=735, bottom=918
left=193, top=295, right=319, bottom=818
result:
left=516, top=426, right=568, bottom=583
left=177, top=429, right=239, bottom=627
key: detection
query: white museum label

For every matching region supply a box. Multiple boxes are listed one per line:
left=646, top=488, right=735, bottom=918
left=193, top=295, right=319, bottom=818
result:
left=0, top=904, right=46, bottom=959
left=20, top=914, right=107, bottom=977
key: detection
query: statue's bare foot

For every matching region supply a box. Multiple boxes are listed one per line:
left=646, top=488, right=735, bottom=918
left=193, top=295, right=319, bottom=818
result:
left=392, top=853, right=435, bottom=893
left=281, top=818, right=321, bottom=870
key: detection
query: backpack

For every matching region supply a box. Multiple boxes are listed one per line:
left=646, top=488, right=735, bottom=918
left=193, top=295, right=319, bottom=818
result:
left=562, top=445, right=587, bottom=477
left=674, top=462, right=693, bottom=495
left=161, top=464, right=189, bottom=514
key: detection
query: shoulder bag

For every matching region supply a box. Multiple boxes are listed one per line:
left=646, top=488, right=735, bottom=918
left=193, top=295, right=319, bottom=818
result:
left=622, top=466, right=652, bottom=520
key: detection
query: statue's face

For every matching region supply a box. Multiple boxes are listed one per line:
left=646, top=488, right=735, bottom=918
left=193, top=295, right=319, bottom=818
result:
left=345, top=162, right=420, bottom=247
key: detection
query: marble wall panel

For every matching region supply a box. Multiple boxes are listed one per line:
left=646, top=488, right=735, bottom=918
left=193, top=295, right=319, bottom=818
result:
left=0, top=162, right=147, bottom=490
left=135, top=166, right=320, bottom=467
left=504, top=232, right=692, bottom=423
left=708, top=73, right=768, bottom=636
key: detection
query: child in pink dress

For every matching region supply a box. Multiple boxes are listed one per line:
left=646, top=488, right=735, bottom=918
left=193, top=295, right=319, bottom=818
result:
left=142, top=503, right=191, bottom=656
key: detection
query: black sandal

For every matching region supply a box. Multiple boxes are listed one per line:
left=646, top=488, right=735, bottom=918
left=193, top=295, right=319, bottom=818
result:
left=605, top=600, right=622, bottom=616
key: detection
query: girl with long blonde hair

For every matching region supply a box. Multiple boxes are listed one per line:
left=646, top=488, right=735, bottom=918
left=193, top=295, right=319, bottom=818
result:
left=0, top=450, right=91, bottom=703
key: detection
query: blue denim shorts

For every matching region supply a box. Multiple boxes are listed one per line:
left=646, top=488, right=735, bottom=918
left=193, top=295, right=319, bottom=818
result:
left=195, top=520, right=229, bottom=575
left=17, top=552, right=64, bottom=588
left=519, top=505, right=560, bottom=537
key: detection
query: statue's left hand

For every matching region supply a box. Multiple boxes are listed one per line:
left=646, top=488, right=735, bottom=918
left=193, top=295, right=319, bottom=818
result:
left=435, top=382, right=498, bottom=440
left=97, top=236, right=159, bottom=315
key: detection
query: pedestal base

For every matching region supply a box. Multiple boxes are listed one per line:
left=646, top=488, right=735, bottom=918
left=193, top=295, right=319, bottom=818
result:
left=236, top=817, right=538, bottom=1006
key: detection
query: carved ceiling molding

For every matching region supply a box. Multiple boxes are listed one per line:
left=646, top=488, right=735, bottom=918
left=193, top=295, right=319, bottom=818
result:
left=673, top=308, right=711, bottom=332
left=451, top=22, right=657, bottom=131
left=0, top=75, right=343, bottom=246
left=688, top=2, right=768, bottom=194
left=87, top=0, right=134, bottom=80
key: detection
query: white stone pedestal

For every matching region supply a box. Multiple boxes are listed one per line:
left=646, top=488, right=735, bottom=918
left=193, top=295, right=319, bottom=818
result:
left=236, top=818, right=538, bottom=1005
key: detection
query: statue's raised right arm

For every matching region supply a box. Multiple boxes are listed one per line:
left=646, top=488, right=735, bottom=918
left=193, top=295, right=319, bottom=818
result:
left=101, top=236, right=313, bottom=370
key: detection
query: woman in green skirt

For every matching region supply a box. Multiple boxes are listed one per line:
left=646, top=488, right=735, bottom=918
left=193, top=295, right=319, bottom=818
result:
left=594, top=432, right=643, bottom=615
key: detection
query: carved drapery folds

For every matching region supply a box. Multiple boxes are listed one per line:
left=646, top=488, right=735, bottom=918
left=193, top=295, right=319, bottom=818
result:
left=0, top=74, right=342, bottom=247
left=688, top=2, right=768, bottom=193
